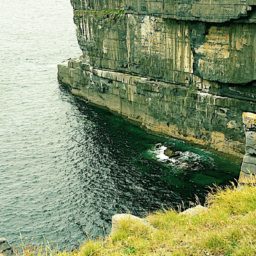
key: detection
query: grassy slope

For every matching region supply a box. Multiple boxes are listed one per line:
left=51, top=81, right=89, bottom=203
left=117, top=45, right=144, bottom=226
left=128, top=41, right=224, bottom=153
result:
left=24, top=184, right=256, bottom=256
left=56, top=185, right=256, bottom=256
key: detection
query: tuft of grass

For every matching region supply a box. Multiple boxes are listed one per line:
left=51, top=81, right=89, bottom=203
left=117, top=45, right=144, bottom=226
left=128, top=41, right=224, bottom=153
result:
left=79, top=241, right=103, bottom=256
left=21, top=183, right=256, bottom=256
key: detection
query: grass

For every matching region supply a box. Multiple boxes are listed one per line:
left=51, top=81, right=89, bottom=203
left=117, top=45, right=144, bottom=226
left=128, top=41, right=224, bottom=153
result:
left=74, top=9, right=125, bottom=18
left=23, top=183, right=256, bottom=256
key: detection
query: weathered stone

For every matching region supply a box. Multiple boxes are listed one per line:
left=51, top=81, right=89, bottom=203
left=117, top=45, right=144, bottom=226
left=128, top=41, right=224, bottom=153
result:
left=164, top=148, right=177, bottom=158
left=240, top=112, right=256, bottom=180
left=245, top=131, right=256, bottom=155
left=194, top=24, right=256, bottom=84
left=181, top=205, right=208, bottom=216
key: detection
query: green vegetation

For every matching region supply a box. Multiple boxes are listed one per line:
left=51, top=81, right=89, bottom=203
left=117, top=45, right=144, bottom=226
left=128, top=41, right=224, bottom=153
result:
left=23, top=181, right=256, bottom=256
left=74, top=9, right=125, bottom=18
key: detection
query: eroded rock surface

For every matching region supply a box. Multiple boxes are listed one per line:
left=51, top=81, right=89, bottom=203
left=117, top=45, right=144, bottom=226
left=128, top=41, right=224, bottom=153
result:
left=58, top=0, right=256, bottom=157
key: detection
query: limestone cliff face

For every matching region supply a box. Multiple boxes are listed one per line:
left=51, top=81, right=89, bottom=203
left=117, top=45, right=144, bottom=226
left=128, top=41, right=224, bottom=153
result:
left=58, top=0, right=256, bottom=159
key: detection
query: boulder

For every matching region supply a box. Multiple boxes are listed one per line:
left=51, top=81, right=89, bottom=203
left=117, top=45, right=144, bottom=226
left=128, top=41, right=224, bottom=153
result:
left=164, top=148, right=179, bottom=158
left=181, top=205, right=208, bottom=216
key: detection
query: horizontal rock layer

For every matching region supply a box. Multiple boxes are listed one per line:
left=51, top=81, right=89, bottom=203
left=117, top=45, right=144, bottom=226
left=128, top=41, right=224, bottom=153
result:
left=71, top=0, right=256, bottom=23
left=58, top=0, right=256, bottom=157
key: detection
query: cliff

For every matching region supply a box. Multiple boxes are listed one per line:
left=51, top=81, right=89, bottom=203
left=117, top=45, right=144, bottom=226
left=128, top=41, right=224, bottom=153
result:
left=58, top=0, right=256, bottom=177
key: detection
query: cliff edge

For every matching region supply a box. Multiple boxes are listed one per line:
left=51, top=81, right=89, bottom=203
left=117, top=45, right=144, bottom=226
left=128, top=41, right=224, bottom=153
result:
left=58, top=0, right=256, bottom=177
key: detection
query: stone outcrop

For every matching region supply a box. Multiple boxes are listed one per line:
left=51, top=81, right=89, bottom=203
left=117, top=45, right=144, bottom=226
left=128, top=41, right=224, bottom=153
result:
left=240, top=112, right=256, bottom=179
left=181, top=205, right=208, bottom=216
left=58, top=0, right=256, bottom=159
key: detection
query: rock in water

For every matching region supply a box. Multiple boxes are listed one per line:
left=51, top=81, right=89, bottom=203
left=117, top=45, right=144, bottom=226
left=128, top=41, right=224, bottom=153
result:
left=164, top=148, right=178, bottom=158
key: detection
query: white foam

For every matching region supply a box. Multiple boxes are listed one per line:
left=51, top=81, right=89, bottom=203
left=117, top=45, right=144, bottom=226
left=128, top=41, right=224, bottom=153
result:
left=155, top=146, right=169, bottom=161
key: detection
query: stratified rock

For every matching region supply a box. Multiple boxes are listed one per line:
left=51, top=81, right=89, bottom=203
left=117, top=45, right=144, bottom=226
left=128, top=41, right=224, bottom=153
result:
left=71, top=0, right=256, bottom=24
left=0, top=238, right=14, bottom=256
left=58, top=0, right=256, bottom=159
left=181, top=205, right=208, bottom=216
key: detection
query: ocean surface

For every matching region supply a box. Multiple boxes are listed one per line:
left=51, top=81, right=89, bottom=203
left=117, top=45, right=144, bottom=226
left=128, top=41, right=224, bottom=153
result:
left=0, top=0, right=241, bottom=251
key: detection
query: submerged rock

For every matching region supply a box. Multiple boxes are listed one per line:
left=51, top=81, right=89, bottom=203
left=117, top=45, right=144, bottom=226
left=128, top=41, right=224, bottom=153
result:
left=153, top=143, right=214, bottom=172
left=164, top=148, right=179, bottom=158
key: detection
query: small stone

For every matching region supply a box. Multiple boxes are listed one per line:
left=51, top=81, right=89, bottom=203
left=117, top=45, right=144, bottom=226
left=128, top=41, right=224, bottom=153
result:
left=164, top=148, right=175, bottom=158
left=164, top=148, right=180, bottom=158
left=181, top=205, right=208, bottom=216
